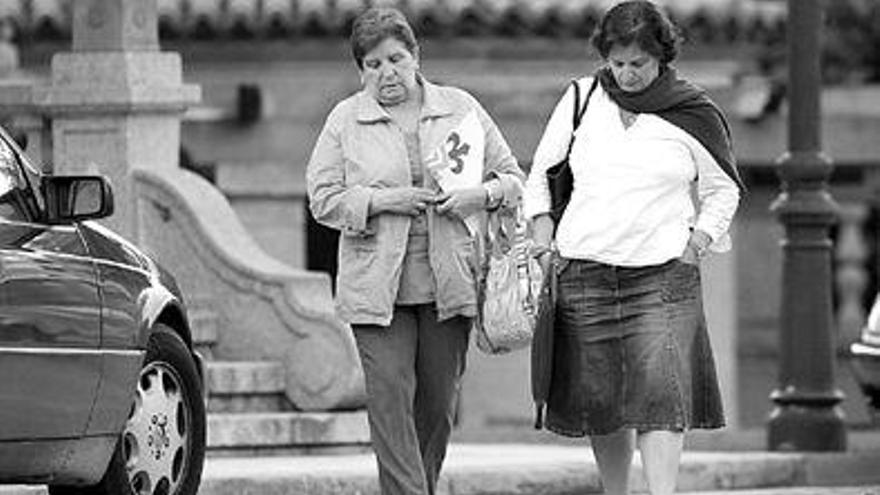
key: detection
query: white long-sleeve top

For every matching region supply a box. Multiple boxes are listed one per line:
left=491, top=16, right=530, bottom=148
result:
left=524, top=76, right=740, bottom=267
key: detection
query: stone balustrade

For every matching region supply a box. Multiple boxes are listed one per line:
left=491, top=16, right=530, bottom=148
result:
left=835, top=202, right=870, bottom=350
left=133, top=166, right=365, bottom=411
left=3, top=0, right=786, bottom=43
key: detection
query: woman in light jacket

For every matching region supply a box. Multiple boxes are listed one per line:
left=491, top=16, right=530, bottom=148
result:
left=524, top=2, right=742, bottom=494
left=306, top=7, right=523, bottom=495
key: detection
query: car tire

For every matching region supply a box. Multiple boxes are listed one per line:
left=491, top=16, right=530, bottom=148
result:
left=50, top=324, right=206, bottom=495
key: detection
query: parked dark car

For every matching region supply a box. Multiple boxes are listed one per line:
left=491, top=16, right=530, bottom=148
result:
left=0, top=125, right=206, bottom=495
left=850, top=294, right=880, bottom=425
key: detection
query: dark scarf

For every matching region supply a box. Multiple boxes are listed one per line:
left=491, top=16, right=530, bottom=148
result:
left=597, top=66, right=745, bottom=190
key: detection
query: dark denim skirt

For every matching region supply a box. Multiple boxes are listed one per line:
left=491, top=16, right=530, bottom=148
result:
left=546, top=258, right=725, bottom=437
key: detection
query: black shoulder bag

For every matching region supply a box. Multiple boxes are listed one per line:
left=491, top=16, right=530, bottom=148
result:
left=531, top=77, right=599, bottom=431
left=544, top=77, right=599, bottom=224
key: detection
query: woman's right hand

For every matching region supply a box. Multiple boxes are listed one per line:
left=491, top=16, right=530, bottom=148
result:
left=533, top=247, right=554, bottom=276
left=370, top=187, right=438, bottom=217
left=530, top=213, right=556, bottom=275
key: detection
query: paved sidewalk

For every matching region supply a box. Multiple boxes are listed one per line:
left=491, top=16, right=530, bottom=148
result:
left=196, top=444, right=880, bottom=495
left=8, top=488, right=873, bottom=495
left=3, top=439, right=880, bottom=495
left=689, top=488, right=880, bottom=495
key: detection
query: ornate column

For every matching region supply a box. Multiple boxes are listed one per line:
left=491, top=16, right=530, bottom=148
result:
left=33, top=0, right=200, bottom=238
left=767, top=0, right=846, bottom=451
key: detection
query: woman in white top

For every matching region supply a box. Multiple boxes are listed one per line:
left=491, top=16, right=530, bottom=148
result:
left=524, top=2, right=742, bottom=494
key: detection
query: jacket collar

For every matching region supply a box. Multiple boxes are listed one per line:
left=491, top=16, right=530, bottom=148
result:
left=355, top=75, right=455, bottom=124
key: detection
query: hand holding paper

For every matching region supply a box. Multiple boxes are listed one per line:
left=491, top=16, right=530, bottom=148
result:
left=425, top=110, right=486, bottom=235
left=434, top=187, right=486, bottom=220
left=425, top=110, right=485, bottom=193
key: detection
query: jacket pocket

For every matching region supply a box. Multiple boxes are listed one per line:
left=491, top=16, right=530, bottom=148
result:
left=344, top=232, right=379, bottom=252
left=436, top=236, right=478, bottom=305
left=336, top=237, right=391, bottom=316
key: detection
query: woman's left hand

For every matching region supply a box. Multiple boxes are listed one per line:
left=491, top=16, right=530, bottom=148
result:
left=435, top=187, right=487, bottom=219
left=679, top=244, right=701, bottom=266
left=680, top=229, right=712, bottom=266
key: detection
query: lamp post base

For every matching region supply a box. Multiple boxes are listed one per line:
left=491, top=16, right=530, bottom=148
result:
left=768, top=394, right=847, bottom=451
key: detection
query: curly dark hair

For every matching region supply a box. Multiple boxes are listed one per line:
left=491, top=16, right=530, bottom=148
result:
left=591, top=0, right=682, bottom=65
left=350, top=7, right=419, bottom=70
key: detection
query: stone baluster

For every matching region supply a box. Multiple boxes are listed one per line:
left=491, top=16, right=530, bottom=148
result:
left=834, top=202, right=869, bottom=349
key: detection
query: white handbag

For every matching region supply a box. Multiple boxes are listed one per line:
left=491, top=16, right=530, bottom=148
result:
left=476, top=208, right=543, bottom=355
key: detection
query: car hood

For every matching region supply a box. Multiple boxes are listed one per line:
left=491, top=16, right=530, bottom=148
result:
left=79, top=220, right=186, bottom=303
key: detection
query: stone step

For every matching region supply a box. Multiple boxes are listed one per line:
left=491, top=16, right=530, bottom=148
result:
left=206, top=360, right=286, bottom=394
left=206, top=360, right=290, bottom=413
left=189, top=307, right=219, bottom=353
left=209, top=393, right=290, bottom=413
left=206, top=410, right=371, bottom=454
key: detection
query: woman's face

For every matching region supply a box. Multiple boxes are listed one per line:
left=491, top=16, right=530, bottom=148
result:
left=606, top=43, right=660, bottom=93
left=360, top=37, right=419, bottom=106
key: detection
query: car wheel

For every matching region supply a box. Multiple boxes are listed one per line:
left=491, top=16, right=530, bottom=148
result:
left=50, top=324, right=206, bottom=495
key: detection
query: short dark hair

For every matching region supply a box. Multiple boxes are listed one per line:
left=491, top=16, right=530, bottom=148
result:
left=350, top=7, right=418, bottom=70
left=591, top=0, right=681, bottom=65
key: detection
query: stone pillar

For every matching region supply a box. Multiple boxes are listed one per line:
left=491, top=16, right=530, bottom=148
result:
left=33, top=0, right=199, bottom=239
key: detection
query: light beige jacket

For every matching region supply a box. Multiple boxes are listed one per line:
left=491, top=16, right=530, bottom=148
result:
left=307, top=78, right=524, bottom=326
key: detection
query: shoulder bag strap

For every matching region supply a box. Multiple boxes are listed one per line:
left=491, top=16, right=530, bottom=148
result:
left=563, top=80, right=581, bottom=157
left=570, top=80, right=582, bottom=131
left=575, top=77, right=599, bottom=127
left=564, top=77, right=599, bottom=156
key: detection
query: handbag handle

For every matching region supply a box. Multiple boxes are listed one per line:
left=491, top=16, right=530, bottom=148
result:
left=486, top=206, right=532, bottom=260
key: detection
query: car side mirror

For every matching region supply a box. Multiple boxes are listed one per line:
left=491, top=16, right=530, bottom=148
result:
left=42, top=175, right=114, bottom=224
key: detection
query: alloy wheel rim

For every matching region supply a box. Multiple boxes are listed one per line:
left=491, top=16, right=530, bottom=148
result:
left=124, top=361, right=190, bottom=495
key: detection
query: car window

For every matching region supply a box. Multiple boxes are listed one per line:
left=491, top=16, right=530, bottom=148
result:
left=0, top=137, right=25, bottom=222
left=0, top=140, right=13, bottom=194
left=0, top=130, right=42, bottom=222
left=12, top=139, right=44, bottom=211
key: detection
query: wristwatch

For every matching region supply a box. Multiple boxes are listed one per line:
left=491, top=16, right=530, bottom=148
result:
left=483, top=179, right=502, bottom=208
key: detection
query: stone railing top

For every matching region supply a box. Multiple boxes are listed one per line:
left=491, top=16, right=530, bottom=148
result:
left=71, top=0, right=159, bottom=52
left=3, top=0, right=786, bottom=42
left=215, top=161, right=309, bottom=198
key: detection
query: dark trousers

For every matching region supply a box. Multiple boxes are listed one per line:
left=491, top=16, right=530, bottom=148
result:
left=353, top=304, right=470, bottom=495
